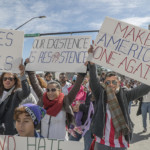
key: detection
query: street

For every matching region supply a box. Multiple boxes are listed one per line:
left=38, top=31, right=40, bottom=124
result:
left=128, top=104, right=150, bottom=150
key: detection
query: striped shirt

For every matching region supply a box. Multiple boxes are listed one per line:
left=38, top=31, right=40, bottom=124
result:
left=95, top=104, right=129, bottom=148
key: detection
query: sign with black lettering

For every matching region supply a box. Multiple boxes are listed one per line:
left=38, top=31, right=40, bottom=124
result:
left=87, top=17, right=150, bottom=85
left=0, top=29, right=24, bottom=73
left=0, top=135, right=84, bottom=150
left=26, top=35, right=91, bottom=72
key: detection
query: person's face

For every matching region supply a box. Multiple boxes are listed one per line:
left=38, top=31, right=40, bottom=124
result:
left=102, top=73, right=105, bottom=77
left=104, top=76, right=120, bottom=93
left=3, top=73, right=15, bottom=89
left=59, top=75, right=67, bottom=84
left=46, top=84, right=61, bottom=100
left=16, top=113, right=34, bottom=137
left=45, top=74, right=52, bottom=81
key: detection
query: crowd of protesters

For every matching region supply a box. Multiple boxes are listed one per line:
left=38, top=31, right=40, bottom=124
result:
left=0, top=46, right=150, bottom=150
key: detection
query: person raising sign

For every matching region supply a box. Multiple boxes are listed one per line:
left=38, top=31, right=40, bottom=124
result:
left=0, top=62, right=30, bottom=135
left=25, top=58, right=86, bottom=140
left=86, top=45, right=150, bottom=150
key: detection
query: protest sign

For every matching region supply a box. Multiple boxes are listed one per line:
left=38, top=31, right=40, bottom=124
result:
left=0, top=135, right=84, bottom=150
left=26, top=35, right=91, bottom=72
left=87, top=17, right=150, bottom=85
left=0, top=29, right=24, bottom=73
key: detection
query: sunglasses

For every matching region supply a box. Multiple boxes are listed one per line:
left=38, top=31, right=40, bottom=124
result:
left=3, top=77, right=14, bottom=81
left=105, top=80, right=117, bottom=85
left=46, top=88, right=57, bottom=92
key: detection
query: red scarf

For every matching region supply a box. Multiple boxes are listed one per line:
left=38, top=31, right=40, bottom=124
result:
left=43, top=92, right=64, bottom=117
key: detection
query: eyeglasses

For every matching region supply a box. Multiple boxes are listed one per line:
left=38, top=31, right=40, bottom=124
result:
left=105, top=80, right=117, bottom=85
left=46, top=88, right=57, bottom=92
left=3, top=77, right=14, bottom=81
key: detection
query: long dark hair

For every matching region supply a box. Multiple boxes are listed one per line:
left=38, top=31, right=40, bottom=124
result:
left=0, top=72, right=21, bottom=96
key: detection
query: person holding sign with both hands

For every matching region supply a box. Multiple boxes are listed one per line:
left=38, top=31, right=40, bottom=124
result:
left=25, top=58, right=86, bottom=140
left=86, top=44, right=150, bottom=150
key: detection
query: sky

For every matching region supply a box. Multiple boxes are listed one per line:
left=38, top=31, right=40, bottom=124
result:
left=1, top=0, right=150, bottom=60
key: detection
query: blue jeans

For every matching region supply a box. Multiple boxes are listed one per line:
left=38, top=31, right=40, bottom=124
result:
left=128, top=101, right=132, bottom=114
left=69, top=130, right=92, bottom=150
left=141, top=102, right=150, bottom=129
left=83, top=129, right=93, bottom=150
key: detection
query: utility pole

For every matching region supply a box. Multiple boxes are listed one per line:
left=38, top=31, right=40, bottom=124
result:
left=24, top=30, right=99, bottom=37
left=15, top=16, right=46, bottom=30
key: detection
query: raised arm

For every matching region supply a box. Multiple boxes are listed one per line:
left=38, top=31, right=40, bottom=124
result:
left=25, top=58, right=44, bottom=106
left=88, top=63, right=103, bottom=100
left=17, top=62, right=30, bottom=101
left=67, top=73, right=85, bottom=105
left=85, top=44, right=103, bottom=100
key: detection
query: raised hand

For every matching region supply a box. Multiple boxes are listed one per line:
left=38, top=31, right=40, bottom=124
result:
left=19, top=59, right=25, bottom=76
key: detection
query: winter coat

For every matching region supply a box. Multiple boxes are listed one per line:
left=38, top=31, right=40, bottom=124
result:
left=0, top=75, right=30, bottom=135
left=27, top=71, right=85, bottom=126
left=79, top=91, right=95, bottom=125
left=89, top=64, right=150, bottom=142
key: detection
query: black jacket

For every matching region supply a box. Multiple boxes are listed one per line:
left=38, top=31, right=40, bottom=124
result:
left=89, top=64, right=150, bottom=142
left=0, top=75, right=30, bottom=135
left=79, top=91, right=95, bottom=124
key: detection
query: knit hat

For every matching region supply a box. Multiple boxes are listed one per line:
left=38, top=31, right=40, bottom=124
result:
left=22, top=103, right=46, bottom=127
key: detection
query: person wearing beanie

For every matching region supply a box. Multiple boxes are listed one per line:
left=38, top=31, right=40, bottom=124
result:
left=14, top=103, right=46, bottom=137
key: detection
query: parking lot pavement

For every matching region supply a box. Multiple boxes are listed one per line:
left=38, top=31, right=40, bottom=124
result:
left=128, top=104, right=150, bottom=150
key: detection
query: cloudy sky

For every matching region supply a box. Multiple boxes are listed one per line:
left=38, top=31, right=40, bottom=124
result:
left=1, top=0, right=150, bottom=59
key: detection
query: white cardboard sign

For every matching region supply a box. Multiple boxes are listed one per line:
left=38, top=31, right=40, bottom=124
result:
left=0, top=135, right=84, bottom=150
left=87, top=17, right=150, bottom=85
left=26, top=35, right=91, bottom=73
left=0, top=29, right=24, bottom=73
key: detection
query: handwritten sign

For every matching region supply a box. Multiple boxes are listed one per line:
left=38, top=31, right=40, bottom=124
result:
left=0, top=29, right=24, bottom=73
left=87, top=17, right=150, bottom=85
left=26, top=35, right=91, bottom=72
left=0, top=135, right=84, bottom=150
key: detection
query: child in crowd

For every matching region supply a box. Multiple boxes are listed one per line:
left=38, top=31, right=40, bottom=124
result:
left=68, top=75, right=87, bottom=138
left=14, top=103, right=46, bottom=137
